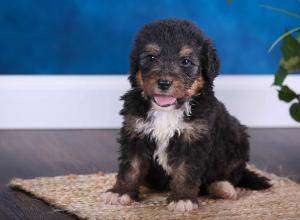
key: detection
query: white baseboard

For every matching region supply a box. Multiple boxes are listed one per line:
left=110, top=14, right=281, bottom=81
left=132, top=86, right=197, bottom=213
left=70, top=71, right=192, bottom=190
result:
left=0, top=75, right=299, bottom=129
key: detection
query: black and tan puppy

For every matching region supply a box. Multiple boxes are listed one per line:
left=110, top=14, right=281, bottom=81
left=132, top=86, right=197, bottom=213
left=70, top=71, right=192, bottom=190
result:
left=102, top=19, right=271, bottom=212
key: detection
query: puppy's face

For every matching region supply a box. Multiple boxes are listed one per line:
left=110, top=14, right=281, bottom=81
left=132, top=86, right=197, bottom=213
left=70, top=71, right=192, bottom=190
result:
left=129, top=20, right=220, bottom=110
left=137, top=43, right=203, bottom=109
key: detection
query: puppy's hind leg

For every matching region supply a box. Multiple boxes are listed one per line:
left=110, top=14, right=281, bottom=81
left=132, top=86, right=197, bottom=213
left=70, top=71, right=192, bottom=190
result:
left=207, top=181, right=237, bottom=200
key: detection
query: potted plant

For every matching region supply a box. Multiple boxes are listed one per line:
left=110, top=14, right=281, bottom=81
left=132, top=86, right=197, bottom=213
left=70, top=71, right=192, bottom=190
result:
left=261, top=4, right=300, bottom=122
left=228, top=1, right=300, bottom=122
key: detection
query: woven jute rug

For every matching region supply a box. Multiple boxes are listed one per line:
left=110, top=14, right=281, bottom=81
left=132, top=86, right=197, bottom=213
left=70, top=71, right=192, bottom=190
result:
left=10, top=165, right=300, bottom=220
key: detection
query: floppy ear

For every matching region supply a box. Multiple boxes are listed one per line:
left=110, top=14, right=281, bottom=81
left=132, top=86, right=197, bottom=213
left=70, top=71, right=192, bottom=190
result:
left=128, top=47, right=139, bottom=88
left=201, top=39, right=220, bottom=84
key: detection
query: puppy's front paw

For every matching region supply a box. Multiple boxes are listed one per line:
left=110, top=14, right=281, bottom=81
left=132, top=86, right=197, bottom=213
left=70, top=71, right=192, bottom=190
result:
left=208, top=181, right=237, bottom=200
left=101, top=191, right=133, bottom=205
left=167, top=200, right=198, bottom=212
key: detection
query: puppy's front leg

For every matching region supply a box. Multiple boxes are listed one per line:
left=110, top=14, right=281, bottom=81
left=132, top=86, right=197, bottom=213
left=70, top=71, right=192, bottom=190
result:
left=167, top=161, right=200, bottom=212
left=102, top=139, right=149, bottom=205
left=167, top=139, right=210, bottom=212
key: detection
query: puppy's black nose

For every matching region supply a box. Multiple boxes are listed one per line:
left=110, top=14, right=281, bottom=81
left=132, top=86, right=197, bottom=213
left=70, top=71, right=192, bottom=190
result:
left=157, top=79, right=172, bottom=91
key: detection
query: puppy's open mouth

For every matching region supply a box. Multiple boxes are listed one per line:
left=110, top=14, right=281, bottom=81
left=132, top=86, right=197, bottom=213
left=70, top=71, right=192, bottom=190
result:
left=153, top=95, right=177, bottom=107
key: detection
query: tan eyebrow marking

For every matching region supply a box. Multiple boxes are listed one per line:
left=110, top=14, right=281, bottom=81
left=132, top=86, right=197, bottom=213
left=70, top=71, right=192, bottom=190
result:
left=179, top=46, right=194, bottom=57
left=145, top=43, right=160, bottom=53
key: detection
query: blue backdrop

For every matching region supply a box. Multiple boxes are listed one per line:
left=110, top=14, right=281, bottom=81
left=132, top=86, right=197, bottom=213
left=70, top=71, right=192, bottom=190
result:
left=0, top=0, right=299, bottom=75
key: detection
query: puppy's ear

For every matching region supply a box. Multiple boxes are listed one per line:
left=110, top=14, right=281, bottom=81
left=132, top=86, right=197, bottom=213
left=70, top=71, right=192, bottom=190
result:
left=201, top=39, right=220, bottom=84
left=128, top=48, right=139, bottom=88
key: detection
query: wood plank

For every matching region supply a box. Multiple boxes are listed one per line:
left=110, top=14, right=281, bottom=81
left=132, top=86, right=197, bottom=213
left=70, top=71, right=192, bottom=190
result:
left=0, top=186, right=79, bottom=220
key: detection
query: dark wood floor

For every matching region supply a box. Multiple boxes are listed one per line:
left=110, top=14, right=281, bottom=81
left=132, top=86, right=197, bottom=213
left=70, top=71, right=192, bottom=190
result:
left=0, top=128, right=299, bottom=219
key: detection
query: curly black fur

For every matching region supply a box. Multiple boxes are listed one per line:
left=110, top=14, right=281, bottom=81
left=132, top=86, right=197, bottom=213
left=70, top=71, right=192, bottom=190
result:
left=108, top=19, right=271, bottom=206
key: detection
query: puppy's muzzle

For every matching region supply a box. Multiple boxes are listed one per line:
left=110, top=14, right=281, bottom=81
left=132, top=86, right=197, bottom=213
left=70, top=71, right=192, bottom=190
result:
left=157, top=79, right=172, bottom=91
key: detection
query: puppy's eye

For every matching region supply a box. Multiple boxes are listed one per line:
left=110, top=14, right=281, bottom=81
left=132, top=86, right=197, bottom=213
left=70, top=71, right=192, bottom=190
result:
left=181, top=58, right=192, bottom=67
left=148, top=55, right=157, bottom=62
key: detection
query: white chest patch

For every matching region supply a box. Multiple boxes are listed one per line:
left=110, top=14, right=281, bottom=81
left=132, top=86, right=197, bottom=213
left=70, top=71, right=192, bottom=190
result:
left=135, top=102, right=191, bottom=174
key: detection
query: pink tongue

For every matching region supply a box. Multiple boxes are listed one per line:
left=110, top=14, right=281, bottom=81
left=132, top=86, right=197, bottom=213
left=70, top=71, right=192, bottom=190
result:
left=154, top=95, right=176, bottom=106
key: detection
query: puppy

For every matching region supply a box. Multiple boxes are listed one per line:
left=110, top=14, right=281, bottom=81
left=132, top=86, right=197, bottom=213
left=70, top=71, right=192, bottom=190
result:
left=102, top=19, right=271, bottom=212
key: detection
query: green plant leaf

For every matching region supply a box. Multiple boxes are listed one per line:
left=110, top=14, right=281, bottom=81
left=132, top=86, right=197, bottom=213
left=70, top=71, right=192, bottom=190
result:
left=268, top=27, right=300, bottom=53
left=274, top=66, right=288, bottom=85
left=281, top=31, right=300, bottom=60
left=290, top=102, right=300, bottom=122
left=278, top=85, right=298, bottom=102
left=280, top=56, right=300, bottom=72
left=260, top=5, right=300, bottom=20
